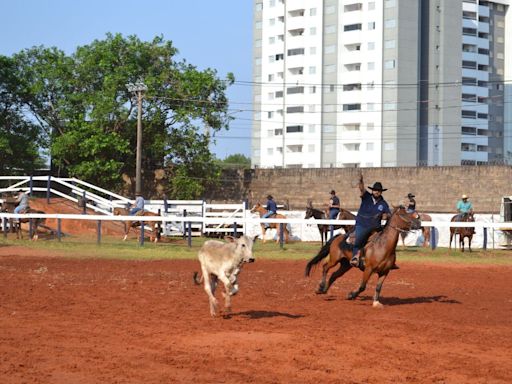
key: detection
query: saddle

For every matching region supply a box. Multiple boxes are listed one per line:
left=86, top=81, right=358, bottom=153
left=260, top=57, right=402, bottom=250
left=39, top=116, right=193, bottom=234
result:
left=340, top=229, right=382, bottom=271
left=134, top=210, right=145, bottom=216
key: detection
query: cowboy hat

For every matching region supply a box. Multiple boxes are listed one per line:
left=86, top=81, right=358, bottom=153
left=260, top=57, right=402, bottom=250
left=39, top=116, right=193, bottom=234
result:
left=368, top=182, right=387, bottom=192
left=461, top=194, right=468, bottom=199
left=407, top=193, right=415, bottom=198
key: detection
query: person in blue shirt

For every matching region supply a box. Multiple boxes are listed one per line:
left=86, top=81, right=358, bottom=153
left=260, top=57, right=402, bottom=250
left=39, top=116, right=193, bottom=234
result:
left=405, top=193, right=416, bottom=213
left=14, top=189, right=30, bottom=222
left=350, top=174, right=391, bottom=268
left=328, top=190, right=341, bottom=220
left=263, top=194, right=277, bottom=229
left=456, top=194, right=473, bottom=221
left=129, top=193, right=145, bottom=216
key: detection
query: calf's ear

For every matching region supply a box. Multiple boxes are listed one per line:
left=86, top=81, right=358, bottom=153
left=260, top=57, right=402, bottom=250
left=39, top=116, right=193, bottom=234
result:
left=224, top=236, right=236, bottom=243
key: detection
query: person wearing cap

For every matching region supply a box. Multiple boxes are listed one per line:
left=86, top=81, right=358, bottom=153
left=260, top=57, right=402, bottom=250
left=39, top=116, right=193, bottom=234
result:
left=456, top=194, right=473, bottom=221
left=129, top=193, right=145, bottom=216
left=328, top=190, right=341, bottom=220
left=405, top=193, right=416, bottom=212
left=262, top=194, right=277, bottom=229
left=350, top=173, right=391, bottom=268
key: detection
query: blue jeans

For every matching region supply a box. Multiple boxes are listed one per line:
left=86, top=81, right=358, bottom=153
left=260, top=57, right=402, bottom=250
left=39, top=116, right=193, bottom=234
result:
left=352, top=225, right=376, bottom=258
left=14, top=206, right=27, bottom=214
left=130, top=207, right=142, bottom=216
left=329, top=209, right=340, bottom=220
left=262, top=211, right=275, bottom=228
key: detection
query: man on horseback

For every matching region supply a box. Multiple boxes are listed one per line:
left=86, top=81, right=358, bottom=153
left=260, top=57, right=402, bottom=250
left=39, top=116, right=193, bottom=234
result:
left=262, top=195, right=277, bottom=229
left=129, top=193, right=145, bottom=216
left=328, top=190, right=340, bottom=220
left=455, top=194, right=475, bottom=234
left=350, top=174, right=391, bottom=268
left=14, top=189, right=29, bottom=222
left=456, top=194, right=473, bottom=220
left=405, top=193, right=416, bottom=212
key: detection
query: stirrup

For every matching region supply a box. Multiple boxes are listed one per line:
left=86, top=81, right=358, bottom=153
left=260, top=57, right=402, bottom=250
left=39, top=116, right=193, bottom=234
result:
left=350, top=256, right=359, bottom=267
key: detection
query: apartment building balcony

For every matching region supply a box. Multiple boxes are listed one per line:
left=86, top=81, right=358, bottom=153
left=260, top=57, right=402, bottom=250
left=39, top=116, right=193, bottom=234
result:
left=286, top=16, right=305, bottom=31
left=478, top=22, right=489, bottom=34
left=462, top=18, right=478, bottom=30
left=478, top=4, right=490, bottom=18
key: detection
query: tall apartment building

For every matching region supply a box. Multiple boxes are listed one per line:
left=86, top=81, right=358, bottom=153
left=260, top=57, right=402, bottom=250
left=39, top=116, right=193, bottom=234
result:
left=252, top=0, right=512, bottom=168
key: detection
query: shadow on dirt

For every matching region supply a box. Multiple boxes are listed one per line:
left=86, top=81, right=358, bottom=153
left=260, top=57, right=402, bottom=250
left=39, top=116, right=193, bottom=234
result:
left=228, top=310, right=304, bottom=319
left=362, top=295, right=461, bottom=306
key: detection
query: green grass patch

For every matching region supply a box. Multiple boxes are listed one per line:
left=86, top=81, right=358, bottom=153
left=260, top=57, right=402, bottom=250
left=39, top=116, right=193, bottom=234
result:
left=1, top=237, right=512, bottom=265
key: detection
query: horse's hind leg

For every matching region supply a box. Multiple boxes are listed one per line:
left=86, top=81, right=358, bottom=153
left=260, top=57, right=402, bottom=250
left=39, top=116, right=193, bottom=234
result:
left=324, top=258, right=351, bottom=293
left=372, top=272, right=389, bottom=308
left=316, top=258, right=339, bottom=294
left=347, top=267, right=372, bottom=301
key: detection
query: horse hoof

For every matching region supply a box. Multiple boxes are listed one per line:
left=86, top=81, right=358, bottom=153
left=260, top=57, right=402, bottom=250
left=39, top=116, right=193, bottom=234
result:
left=347, top=292, right=356, bottom=300
left=372, top=301, right=384, bottom=309
left=315, top=289, right=326, bottom=295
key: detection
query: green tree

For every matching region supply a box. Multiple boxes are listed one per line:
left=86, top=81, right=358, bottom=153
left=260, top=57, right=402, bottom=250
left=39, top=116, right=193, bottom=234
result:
left=10, top=33, right=233, bottom=196
left=218, top=153, right=251, bottom=169
left=0, top=56, right=45, bottom=174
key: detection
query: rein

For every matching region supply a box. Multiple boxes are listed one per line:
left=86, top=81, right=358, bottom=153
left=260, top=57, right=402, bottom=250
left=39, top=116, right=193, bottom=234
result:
left=388, top=212, right=416, bottom=233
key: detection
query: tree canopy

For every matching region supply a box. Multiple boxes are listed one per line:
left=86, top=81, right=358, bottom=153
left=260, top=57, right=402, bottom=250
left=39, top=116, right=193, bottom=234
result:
left=1, top=33, right=235, bottom=198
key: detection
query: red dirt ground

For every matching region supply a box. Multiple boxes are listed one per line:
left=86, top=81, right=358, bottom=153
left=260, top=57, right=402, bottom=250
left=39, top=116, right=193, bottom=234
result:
left=0, top=246, right=511, bottom=384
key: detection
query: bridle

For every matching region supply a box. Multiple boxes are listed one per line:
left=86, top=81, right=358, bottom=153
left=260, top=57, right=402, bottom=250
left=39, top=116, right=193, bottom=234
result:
left=389, top=210, right=419, bottom=233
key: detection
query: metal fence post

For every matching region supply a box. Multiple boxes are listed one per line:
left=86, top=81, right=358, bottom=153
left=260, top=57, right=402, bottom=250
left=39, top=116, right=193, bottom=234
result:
left=97, top=220, right=102, bottom=245
left=183, top=209, right=187, bottom=240
left=187, top=221, right=192, bottom=247
left=330, top=224, right=334, bottom=240
left=3, top=218, right=7, bottom=238
left=483, top=227, right=487, bottom=250
left=57, top=219, right=62, bottom=242
left=29, top=175, right=33, bottom=195
left=430, top=227, right=437, bottom=250
left=46, top=175, right=51, bottom=204
left=234, top=221, right=237, bottom=237
left=139, top=221, right=145, bottom=246
left=82, top=191, right=87, bottom=214
left=279, top=223, right=284, bottom=249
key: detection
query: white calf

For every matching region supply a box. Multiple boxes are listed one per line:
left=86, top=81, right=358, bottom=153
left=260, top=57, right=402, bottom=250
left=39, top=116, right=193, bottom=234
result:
left=194, top=235, right=256, bottom=316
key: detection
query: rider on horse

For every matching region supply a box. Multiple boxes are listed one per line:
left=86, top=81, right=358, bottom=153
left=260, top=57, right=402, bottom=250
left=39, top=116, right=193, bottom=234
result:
left=405, top=193, right=416, bottom=212
left=350, top=174, right=391, bottom=268
left=14, top=189, right=29, bottom=221
left=456, top=194, right=473, bottom=220
left=129, top=193, right=145, bottom=216
left=262, top=195, right=277, bottom=229
left=328, top=190, right=341, bottom=220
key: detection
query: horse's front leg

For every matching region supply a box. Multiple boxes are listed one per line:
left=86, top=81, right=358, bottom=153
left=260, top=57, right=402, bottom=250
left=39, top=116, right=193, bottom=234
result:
left=460, top=237, right=465, bottom=253
left=372, top=272, right=389, bottom=308
left=260, top=224, right=266, bottom=243
left=123, top=222, right=129, bottom=241
left=347, top=266, right=373, bottom=301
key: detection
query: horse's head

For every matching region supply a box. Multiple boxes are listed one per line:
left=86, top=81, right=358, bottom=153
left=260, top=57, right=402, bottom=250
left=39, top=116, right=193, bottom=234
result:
left=391, top=206, right=422, bottom=231
left=304, top=206, right=313, bottom=219
left=466, top=211, right=475, bottom=222
left=113, top=207, right=126, bottom=216
left=250, top=202, right=262, bottom=214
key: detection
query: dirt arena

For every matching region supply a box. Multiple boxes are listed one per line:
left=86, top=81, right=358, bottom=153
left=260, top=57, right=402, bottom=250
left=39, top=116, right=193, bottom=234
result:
left=1, top=246, right=511, bottom=384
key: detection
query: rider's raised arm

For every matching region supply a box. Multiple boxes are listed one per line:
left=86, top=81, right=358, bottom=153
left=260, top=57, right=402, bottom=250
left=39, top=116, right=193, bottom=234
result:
left=358, top=173, right=365, bottom=197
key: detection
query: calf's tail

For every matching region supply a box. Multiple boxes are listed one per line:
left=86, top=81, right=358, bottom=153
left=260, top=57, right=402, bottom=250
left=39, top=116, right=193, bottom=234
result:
left=304, top=234, right=340, bottom=277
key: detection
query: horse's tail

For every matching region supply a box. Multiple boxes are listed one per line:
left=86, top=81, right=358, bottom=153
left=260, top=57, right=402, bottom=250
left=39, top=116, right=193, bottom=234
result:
left=305, top=234, right=341, bottom=277
left=193, top=272, right=203, bottom=285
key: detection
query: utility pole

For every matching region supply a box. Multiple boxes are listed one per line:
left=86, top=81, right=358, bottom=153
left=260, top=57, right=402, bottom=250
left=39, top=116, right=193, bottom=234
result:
left=126, top=80, right=148, bottom=196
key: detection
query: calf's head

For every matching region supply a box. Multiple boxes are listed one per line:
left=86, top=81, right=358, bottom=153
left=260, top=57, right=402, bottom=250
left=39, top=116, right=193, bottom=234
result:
left=225, top=235, right=257, bottom=263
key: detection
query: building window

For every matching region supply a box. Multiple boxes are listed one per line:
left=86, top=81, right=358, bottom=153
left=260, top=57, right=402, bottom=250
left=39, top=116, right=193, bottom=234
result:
left=287, top=86, right=304, bottom=94
left=367, top=122, right=374, bottom=131
left=267, top=148, right=274, bottom=155
left=368, top=2, right=375, bottom=10
left=384, top=19, right=396, bottom=29
left=384, top=60, right=395, bottom=69
left=325, top=64, right=336, bottom=73
left=343, top=83, right=362, bottom=91
left=325, top=25, right=337, bottom=34
left=385, top=40, right=396, bottom=49
left=286, top=106, right=304, bottom=114
left=368, top=22, right=376, bottom=30
left=310, top=27, right=317, bottom=35
left=255, top=21, right=262, bottom=29
left=309, top=8, right=317, bottom=16
left=344, top=143, right=361, bottom=151
left=344, top=3, right=363, bottom=12
left=309, top=47, right=317, bottom=55
left=286, top=125, right=304, bottom=133
left=344, top=23, right=362, bottom=32
left=366, top=142, right=374, bottom=151
left=274, top=129, right=283, bottom=136
left=384, top=0, right=396, bottom=7
left=255, top=2, right=263, bottom=11
left=324, top=144, right=334, bottom=153
left=275, top=53, right=284, bottom=61
left=463, top=27, right=477, bottom=36
left=343, top=103, right=361, bottom=111
left=325, top=45, right=336, bottom=54
left=462, top=60, right=477, bottom=69
left=268, top=74, right=274, bottom=81
left=325, top=5, right=336, bottom=14
left=368, top=62, right=375, bottom=70
left=268, top=111, right=274, bottom=118
left=308, top=144, right=315, bottom=152
left=287, top=48, right=304, bottom=56
left=309, top=125, right=316, bottom=133
left=462, top=110, right=477, bottom=119
left=309, top=66, right=316, bottom=75
left=367, top=42, right=375, bottom=50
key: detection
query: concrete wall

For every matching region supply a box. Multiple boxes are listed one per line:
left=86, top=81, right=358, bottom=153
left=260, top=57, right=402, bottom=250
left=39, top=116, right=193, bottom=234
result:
left=206, top=166, right=512, bottom=214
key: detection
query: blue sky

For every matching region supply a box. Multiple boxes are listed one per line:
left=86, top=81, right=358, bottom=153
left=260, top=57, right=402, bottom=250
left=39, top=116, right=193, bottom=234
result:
left=0, top=0, right=253, bottom=159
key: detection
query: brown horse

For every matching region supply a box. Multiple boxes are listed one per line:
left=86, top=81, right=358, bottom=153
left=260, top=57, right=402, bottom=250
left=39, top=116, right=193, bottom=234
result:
left=113, top=207, right=161, bottom=243
left=304, top=206, right=421, bottom=307
left=449, top=212, right=475, bottom=252
left=304, top=201, right=355, bottom=245
left=250, top=202, right=289, bottom=244
left=400, top=213, right=432, bottom=247
left=0, top=199, right=46, bottom=241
